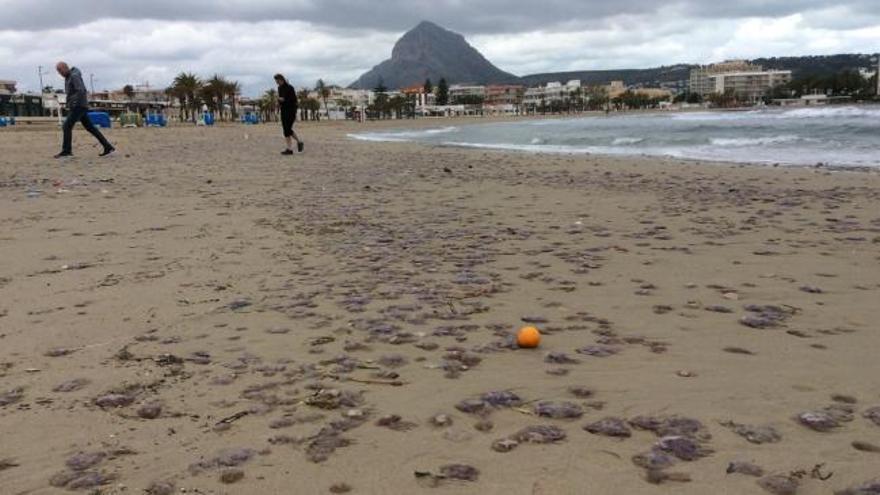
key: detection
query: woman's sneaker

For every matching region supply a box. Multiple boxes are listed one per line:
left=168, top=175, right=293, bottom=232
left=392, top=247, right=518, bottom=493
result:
left=297, top=142, right=304, bottom=153
left=281, top=149, right=294, bottom=155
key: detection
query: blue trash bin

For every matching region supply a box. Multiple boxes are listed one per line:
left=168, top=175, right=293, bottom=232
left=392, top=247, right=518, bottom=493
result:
left=204, top=112, right=215, bottom=126
left=146, top=114, right=167, bottom=127
left=0, top=117, right=6, bottom=128
left=240, top=113, right=259, bottom=125
left=87, top=112, right=111, bottom=128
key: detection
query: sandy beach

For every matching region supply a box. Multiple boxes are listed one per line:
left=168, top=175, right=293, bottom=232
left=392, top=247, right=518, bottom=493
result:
left=1, top=118, right=879, bottom=495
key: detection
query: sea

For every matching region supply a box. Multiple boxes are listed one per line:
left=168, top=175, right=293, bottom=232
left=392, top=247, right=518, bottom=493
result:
left=350, top=106, right=880, bottom=168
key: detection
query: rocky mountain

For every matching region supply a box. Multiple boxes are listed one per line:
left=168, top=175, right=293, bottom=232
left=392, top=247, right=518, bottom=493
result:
left=349, top=21, right=518, bottom=90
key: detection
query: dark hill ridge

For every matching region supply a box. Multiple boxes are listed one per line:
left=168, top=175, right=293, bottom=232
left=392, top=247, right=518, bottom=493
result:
left=521, top=55, right=874, bottom=88
left=349, top=21, right=874, bottom=90
left=518, top=65, right=694, bottom=88
left=349, top=21, right=518, bottom=89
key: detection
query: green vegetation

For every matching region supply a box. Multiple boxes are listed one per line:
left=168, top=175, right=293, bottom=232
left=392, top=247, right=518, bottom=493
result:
left=785, top=69, right=877, bottom=98
left=436, top=78, right=449, bottom=105
left=316, top=79, right=331, bottom=119
left=168, top=72, right=203, bottom=123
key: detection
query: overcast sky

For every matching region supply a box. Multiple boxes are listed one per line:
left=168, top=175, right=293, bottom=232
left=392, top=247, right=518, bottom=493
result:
left=1, top=0, right=877, bottom=95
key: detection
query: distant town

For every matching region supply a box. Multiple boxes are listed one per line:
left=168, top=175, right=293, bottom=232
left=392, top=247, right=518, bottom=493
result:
left=2, top=58, right=878, bottom=125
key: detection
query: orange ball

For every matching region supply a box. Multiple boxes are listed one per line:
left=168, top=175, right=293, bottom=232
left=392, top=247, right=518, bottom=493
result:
left=517, top=326, right=541, bottom=348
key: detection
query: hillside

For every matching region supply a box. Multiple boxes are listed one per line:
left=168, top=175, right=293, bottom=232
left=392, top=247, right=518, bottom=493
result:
left=349, top=21, right=518, bottom=90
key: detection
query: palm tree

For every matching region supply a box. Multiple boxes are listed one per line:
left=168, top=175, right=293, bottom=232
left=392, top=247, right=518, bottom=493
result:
left=165, top=86, right=180, bottom=120
left=304, top=98, right=321, bottom=121
left=226, top=80, right=241, bottom=120
left=297, top=87, right=311, bottom=121
left=122, top=84, right=135, bottom=112
left=335, top=98, right=353, bottom=119
left=171, top=72, right=202, bottom=123
left=316, top=79, right=331, bottom=120
left=202, top=75, right=229, bottom=120
left=261, top=88, right=279, bottom=122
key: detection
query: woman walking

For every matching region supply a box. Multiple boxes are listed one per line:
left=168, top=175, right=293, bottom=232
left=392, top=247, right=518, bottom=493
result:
left=274, top=74, right=304, bottom=155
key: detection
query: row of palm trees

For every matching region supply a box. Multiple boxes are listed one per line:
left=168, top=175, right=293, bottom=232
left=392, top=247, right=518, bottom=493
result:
left=252, top=87, right=325, bottom=123
left=166, top=72, right=241, bottom=123
left=167, top=72, right=340, bottom=124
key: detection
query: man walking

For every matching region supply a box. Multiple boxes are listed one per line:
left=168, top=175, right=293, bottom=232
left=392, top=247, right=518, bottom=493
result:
left=274, top=74, right=304, bottom=155
left=54, top=62, right=115, bottom=158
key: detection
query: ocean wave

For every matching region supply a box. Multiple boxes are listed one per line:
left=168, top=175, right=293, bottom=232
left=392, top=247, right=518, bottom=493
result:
left=670, top=111, right=762, bottom=121
left=441, top=141, right=575, bottom=153
left=347, top=126, right=458, bottom=143
left=710, top=135, right=801, bottom=147
left=612, top=137, right=645, bottom=145
left=347, top=133, right=411, bottom=143
left=779, top=106, right=880, bottom=119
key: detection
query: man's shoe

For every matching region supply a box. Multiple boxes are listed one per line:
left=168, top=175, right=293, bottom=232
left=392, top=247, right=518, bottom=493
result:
left=99, top=146, right=115, bottom=157
left=297, top=142, right=304, bottom=153
left=54, top=152, right=73, bottom=159
left=281, top=149, right=294, bottom=155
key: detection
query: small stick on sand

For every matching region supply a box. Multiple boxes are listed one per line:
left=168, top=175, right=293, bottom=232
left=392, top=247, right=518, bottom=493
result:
left=325, top=374, right=405, bottom=387
left=215, top=410, right=250, bottom=427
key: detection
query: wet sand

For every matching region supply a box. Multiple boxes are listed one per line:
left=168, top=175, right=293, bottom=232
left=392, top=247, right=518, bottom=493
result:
left=1, top=119, right=879, bottom=495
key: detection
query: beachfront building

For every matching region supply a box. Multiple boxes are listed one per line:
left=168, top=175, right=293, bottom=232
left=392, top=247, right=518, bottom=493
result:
left=545, top=80, right=581, bottom=102
left=301, top=87, right=374, bottom=119
left=88, top=84, right=172, bottom=117
left=0, top=80, right=16, bottom=95
left=401, top=84, right=435, bottom=108
left=484, top=84, right=524, bottom=115
left=711, top=71, right=791, bottom=102
left=486, top=85, right=524, bottom=106
left=690, top=61, right=792, bottom=103
left=104, top=84, right=169, bottom=105
left=449, top=84, right=487, bottom=104
left=322, top=88, right=373, bottom=108
left=630, top=87, right=674, bottom=99
left=0, top=79, right=51, bottom=117
left=523, top=80, right=583, bottom=112
left=416, top=104, right=482, bottom=117
left=606, top=80, right=627, bottom=98
left=329, top=88, right=375, bottom=119
left=604, top=80, right=672, bottom=100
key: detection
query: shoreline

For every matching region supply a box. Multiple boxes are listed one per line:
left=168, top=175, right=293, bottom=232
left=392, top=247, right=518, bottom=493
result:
left=343, top=106, right=880, bottom=171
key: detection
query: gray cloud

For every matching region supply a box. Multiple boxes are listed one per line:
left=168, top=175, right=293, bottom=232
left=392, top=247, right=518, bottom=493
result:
left=2, top=0, right=878, bottom=33
left=0, top=1, right=877, bottom=95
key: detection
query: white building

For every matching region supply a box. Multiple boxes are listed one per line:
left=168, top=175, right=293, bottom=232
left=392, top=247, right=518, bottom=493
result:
left=306, top=87, right=375, bottom=118
left=690, top=61, right=792, bottom=102
left=331, top=88, right=374, bottom=108
left=709, top=70, right=792, bottom=102
left=523, top=80, right=582, bottom=108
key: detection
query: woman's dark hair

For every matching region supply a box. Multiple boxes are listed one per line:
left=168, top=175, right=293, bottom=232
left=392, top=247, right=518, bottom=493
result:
left=274, top=74, right=287, bottom=83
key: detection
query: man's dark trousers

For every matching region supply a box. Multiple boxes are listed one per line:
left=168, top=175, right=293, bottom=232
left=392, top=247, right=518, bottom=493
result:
left=62, top=106, right=112, bottom=154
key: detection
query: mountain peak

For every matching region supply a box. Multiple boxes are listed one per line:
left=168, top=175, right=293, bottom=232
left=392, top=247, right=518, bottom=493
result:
left=349, top=22, right=518, bottom=90
left=413, top=20, right=443, bottom=31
